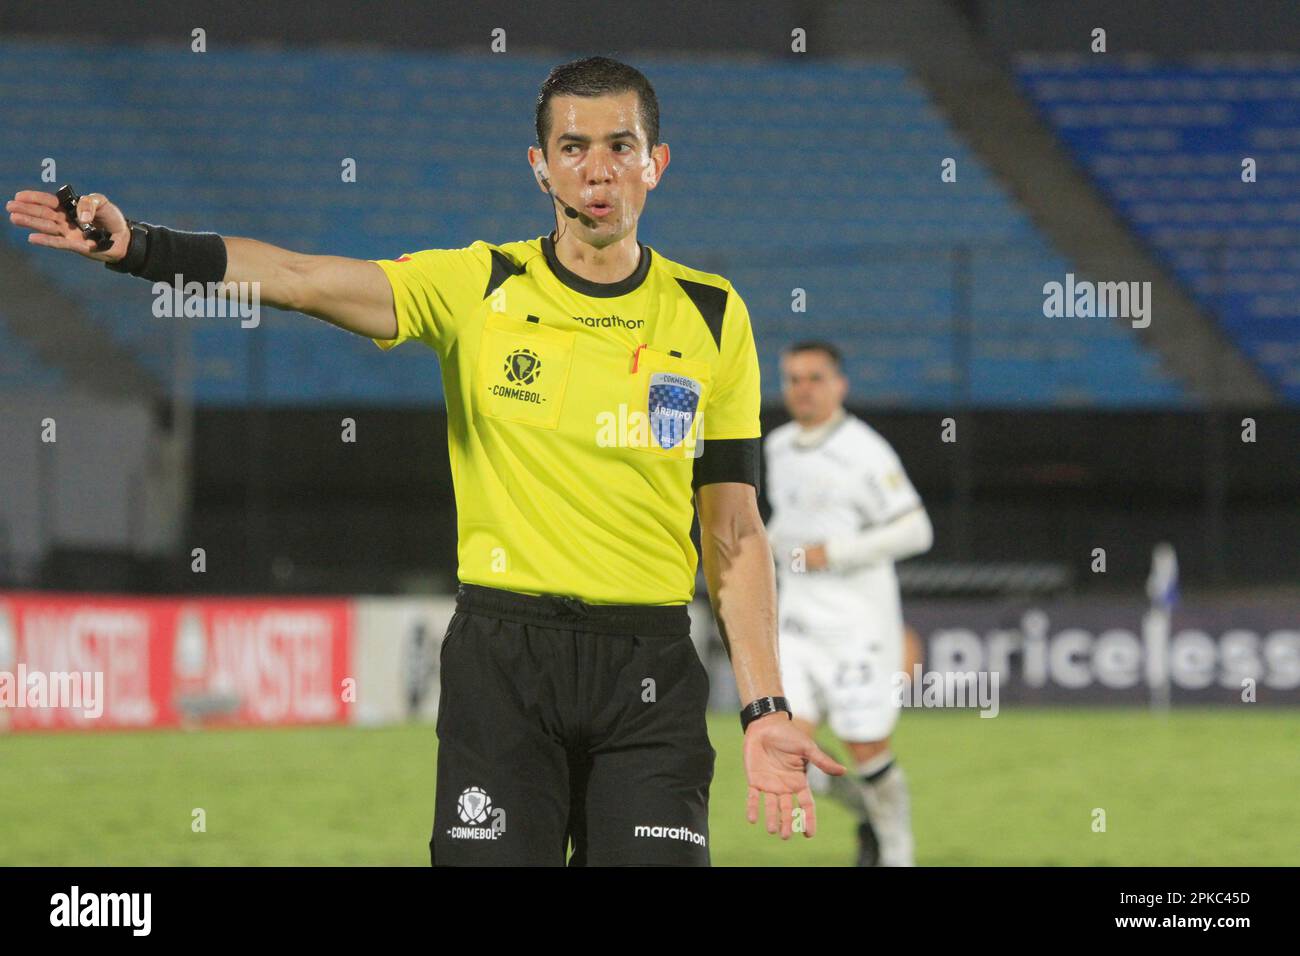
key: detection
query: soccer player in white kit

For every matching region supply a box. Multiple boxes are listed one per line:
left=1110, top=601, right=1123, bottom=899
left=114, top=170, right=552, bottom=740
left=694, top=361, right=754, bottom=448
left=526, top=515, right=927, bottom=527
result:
left=764, top=342, right=933, bottom=866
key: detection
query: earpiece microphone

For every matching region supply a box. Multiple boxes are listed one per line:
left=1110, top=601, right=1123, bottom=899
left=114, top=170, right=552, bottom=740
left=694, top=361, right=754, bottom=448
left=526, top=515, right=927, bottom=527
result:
left=534, top=161, right=599, bottom=229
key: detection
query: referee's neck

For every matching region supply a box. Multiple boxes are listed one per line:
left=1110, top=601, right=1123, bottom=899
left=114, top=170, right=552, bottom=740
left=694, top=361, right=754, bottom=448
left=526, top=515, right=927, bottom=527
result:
left=550, top=228, right=643, bottom=285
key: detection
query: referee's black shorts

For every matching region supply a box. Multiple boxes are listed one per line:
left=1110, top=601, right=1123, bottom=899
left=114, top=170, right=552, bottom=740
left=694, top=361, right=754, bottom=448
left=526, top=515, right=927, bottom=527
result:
left=430, top=583, right=715, bottom=867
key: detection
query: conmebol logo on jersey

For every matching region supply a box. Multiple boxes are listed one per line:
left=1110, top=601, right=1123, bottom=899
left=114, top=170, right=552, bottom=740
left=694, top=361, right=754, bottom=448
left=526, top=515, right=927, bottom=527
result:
left=449, top=786, right=507, bottom=841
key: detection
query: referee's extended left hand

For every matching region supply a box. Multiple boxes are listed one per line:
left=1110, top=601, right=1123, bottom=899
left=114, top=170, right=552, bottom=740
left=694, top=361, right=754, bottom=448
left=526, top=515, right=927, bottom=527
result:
left=743, top=716, right=846, bottom=839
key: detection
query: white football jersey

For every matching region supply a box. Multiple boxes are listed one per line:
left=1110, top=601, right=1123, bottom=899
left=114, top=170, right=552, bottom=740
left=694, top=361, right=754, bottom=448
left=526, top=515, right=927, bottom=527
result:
left=764, top=413, right=923, bottom=645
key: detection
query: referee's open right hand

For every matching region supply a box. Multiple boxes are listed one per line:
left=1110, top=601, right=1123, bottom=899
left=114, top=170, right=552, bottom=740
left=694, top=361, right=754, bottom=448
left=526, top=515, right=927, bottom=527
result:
left=7, top=189, right=131, bottom=262
left=744, top=715, right=846, bottom=840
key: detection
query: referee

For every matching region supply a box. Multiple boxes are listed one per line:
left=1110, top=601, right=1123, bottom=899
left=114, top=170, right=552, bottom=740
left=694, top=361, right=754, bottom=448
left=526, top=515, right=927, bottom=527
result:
left=6, top=55, right=844, bottom=866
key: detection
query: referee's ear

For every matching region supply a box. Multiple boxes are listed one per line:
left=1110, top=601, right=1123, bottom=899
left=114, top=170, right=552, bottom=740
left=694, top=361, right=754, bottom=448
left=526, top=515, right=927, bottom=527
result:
left=527, top=145, right=550, bottom=193
left=642, top=141, right=670, bottom=190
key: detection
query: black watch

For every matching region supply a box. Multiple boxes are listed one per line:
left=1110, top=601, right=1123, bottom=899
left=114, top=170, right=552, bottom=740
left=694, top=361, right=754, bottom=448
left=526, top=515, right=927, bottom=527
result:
left=104, top=219, right=150, bottom=275
left=740, top=695, right=792, bottom=731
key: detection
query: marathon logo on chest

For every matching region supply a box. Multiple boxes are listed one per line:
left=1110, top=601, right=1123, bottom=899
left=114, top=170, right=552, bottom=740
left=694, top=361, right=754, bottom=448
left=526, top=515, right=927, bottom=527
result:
left=648, top=372, right=702, bottom=449
left=571, top=314, right=645, bottom=329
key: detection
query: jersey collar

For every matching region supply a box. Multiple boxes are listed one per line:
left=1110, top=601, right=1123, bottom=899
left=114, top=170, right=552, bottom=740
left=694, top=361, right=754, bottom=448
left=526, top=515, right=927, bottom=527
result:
left=541, top=230, right=652, bottom=298
left=793, top=408, right=851, bottom=450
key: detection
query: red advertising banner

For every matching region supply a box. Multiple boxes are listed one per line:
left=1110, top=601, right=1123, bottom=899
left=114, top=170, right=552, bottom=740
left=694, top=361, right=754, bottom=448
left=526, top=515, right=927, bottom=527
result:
left=0, top=592, right=353, bottom=732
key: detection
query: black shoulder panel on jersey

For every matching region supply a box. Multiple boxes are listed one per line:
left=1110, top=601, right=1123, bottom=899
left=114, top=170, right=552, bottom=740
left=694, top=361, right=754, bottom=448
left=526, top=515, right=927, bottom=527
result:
left=692, top=437, right=761, bottom=491
left=484, top=248, right=527, bottom=299
left=675, top=278, right=727, bottom=349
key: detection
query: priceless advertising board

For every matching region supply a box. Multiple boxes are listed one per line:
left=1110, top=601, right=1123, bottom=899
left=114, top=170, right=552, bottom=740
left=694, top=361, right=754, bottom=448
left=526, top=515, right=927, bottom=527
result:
left=905, top=597, right=1300, bottom=706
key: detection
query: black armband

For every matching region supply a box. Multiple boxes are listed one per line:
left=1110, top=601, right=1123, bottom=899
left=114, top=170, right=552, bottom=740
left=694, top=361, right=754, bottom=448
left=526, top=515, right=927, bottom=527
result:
left=105, top=221, right=227, bottom=284
left=691, top=436, right=761, bottom=491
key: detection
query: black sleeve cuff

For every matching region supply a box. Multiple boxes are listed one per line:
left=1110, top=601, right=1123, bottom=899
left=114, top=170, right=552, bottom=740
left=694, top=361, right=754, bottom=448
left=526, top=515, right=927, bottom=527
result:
left=692, top=437, right=761, bottom=491
left=104, top=221, right=227, bottom=284
left=104, top=219, right=148, bottom=274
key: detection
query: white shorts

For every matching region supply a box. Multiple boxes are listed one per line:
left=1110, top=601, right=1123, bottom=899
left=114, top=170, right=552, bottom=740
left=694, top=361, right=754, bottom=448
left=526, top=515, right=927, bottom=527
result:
left=779, top=625, right=902, bottom=743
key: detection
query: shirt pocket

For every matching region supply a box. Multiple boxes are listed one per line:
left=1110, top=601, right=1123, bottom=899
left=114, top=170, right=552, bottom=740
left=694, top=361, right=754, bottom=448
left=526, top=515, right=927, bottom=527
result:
left=475, top=312, right=576, bottom=430
left=629, top=347, right=712, bottom=461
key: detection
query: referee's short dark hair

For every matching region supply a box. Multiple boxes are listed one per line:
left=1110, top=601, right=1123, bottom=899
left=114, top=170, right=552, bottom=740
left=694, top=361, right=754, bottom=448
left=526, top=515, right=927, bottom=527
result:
left=782, top=340, right=844, bottom=372
left=535, top=56, right=660, bottom=158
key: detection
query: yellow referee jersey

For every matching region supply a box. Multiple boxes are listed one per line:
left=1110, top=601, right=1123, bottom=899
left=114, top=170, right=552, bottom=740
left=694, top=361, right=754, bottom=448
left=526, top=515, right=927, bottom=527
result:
left=370, top=231, right=762, bottom=605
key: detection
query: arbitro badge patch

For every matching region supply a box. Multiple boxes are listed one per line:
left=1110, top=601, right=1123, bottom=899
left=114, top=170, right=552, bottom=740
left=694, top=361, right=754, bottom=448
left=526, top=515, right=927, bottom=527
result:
left=648, top=372, right=701, bottom=449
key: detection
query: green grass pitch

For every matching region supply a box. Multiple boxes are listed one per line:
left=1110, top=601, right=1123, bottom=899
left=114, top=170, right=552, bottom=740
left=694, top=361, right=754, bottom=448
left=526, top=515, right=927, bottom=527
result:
left=1, top=708, right=1294, bottom=866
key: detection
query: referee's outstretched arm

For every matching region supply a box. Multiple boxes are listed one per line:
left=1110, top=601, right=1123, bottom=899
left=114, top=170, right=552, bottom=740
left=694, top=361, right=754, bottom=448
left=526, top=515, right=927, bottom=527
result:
left=7, top=189, right=399, bottom=340
left=697, top=481, right=847, bottom=839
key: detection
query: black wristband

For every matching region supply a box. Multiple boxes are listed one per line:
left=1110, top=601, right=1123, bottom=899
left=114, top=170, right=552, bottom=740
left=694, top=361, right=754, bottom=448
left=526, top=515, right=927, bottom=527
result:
left=104, top=219, right=149, bottom=274
left=740, top=695, right=792, bottom=731
left=103, top=221, right=227, bottom=284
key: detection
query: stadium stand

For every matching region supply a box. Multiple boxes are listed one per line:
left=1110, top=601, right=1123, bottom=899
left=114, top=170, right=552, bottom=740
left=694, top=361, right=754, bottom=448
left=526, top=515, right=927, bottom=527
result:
left=1016, top=54, right=1300, bottom=403
left=0, top=40, right=1185, bottom=406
